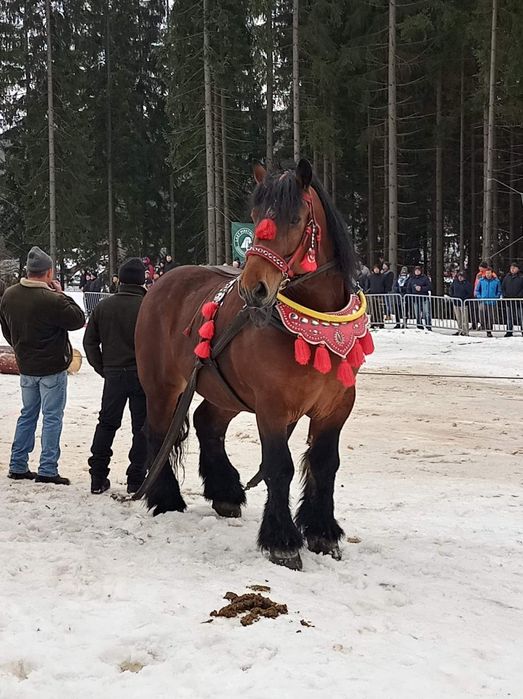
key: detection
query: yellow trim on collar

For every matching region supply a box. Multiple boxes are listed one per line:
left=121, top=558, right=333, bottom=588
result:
left=276, top=290, right=367, bottom=323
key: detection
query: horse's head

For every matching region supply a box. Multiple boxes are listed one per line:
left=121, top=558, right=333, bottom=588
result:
left=239, top=159, right=325, bottom=308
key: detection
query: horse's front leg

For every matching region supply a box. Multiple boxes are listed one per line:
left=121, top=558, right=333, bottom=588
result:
left=257, top=417, right=303, bottom=571
left=296, top=397, right=355, bottom=560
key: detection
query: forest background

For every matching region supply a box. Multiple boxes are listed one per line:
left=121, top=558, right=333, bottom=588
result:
left=0, top=0, right=522, bottom=294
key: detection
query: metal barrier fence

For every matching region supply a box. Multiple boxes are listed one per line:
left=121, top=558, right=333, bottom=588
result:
left=366, top=293, right=523, bottom=335
left=83, top=292, right=111, bottom=317
left=464, top=298, right=523, bottom=336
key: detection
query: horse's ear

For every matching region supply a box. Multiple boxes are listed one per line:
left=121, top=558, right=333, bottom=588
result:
left=253, top=163, right=266, bottom=184
left=296, top=158, right=313, bottom=190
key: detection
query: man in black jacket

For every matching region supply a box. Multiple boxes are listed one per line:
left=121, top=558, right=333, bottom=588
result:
left=501, top=262, right=523, bottom=337
left=450, top=271, right=473, bottom=335
left=406, top=266, right=432, bottom=330
left=0, top=246, right=85, bottom=484
left=83, top=258, right=147, bottom=494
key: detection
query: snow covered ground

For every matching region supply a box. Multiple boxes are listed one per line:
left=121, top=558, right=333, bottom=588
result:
left=0, top=321, right=522, bottom=698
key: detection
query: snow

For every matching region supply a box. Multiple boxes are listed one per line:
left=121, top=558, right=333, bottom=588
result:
left=0, top=320, right=522, bottom=698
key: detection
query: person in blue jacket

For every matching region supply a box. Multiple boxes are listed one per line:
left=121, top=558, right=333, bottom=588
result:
left=475, top=267, right=501, bottom=337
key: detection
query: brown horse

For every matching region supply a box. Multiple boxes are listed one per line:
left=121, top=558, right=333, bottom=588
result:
left=135, top=159, right=364, bottom=570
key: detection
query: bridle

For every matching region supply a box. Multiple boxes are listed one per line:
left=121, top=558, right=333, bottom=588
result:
left=245, top=191, right=321, bottom=282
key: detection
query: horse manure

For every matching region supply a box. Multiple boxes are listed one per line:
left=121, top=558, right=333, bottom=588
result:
left=300, top=619, right=315, bottom=628
left=210, top=592, right=287, bottom=627
left=346, top=536, right=362, bottom=544
left=246, top=584, right=271, bottom=593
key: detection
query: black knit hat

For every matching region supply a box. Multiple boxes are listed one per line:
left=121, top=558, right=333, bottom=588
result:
left=118, top=258, right=145, bottom=286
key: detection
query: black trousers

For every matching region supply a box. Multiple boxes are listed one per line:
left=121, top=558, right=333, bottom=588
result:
left=88, top=368, right=147, bottom=486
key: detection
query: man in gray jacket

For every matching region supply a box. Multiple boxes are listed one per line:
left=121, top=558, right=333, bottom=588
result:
left=0, top=247, right=85, bottom=484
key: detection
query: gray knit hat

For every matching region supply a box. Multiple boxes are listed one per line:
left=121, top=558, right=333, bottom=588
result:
left=27, top=246, right=53, bottom=274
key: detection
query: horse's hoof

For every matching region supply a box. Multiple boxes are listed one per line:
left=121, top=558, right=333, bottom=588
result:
left=269, top=549, right=303, bottom=571
left=212, top=501, right=242, bottom=518
left=307, top=537, right=342, bottom=561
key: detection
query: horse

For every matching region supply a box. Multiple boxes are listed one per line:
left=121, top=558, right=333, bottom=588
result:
left=134, top=159, right=372, bottom=570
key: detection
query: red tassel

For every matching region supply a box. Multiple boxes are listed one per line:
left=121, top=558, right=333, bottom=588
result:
left=348, top=341, right=365, bottom=368
left=300, top=249, right=317, bottom=273
left=198, top=320, right=215, bottom=340
left=337, top=359, right=355, bottom=388
left=294, top=335, right=311, bottom=365
left=255, top=218, right=277, bottom=240
left=182, top=326, right=191, bottom=337
left=194, top=340, right=211, bottom=359
left=202, top=301, right=219, bottom=321
left=313, top=344, right=332, bottom=374
left=359, top=331, right=375, bottom=356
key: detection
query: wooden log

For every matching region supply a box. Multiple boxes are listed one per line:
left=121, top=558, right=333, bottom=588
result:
left=0, top=347, right=82, bottom=375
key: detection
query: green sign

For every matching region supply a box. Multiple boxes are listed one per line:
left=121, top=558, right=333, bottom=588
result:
left=231, top=222, right=254, bottom=262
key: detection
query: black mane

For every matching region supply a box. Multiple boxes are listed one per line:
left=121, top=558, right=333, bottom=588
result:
left=252, top=170, right=302, bottom=228
left=252, top=167, right=357, bottom=289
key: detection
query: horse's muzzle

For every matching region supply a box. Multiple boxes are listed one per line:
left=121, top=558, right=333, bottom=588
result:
left=247, top=305, right=273, bottom=328
left=239, top=280, right=275, bottom=309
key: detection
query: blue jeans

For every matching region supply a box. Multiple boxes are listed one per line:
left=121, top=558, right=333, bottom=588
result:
left=9, top=371, right=68, bottom=477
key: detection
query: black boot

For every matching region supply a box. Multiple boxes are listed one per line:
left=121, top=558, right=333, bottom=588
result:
left=486, top=331, right=493, bottom=338
left=35, top=474, right=70, bottom=485
left=8, top=470, right=37, bottom=480
left=91, top=477, right=111, bottom=494
left=504, top=332, right=513, bottom=337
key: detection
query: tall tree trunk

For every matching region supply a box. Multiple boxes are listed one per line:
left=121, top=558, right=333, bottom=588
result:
left=470, top=130, right=477, bottom=273
left=367, top=116, right=375, bottom=267
left=169, top=174, right=175, bottom=257
left=313, top=149, right=318, bottom=173
left=166, top=0, right=175, bottom=258
left=482, top=104, right=488, bottom=257
left=387, top=0, right=398, bottom=272
left=322, top=154, right=328, bottom=193
left=508, top=129, right=516, bottom=261
left=45, top=0, right=56, bottom=268
left=459, top=57, right=465, bottom=271
left=383, top=131, right=388, bottom=262
left=292, top=0, right=300, bottom=163
left=330, top=150, right=336, bottom=204
left=435, top=71, right=443, bottom=295
left=221, top=89, right=231, bottom=263
left=266, top=4, right=274, bottom=170
left=105, top=0, right=115, bottom=278
left=214, top=91, right=224, bottom=264
left=482, top=0, right=498, bottom=260
left=203, top=0, right=216, bottom=263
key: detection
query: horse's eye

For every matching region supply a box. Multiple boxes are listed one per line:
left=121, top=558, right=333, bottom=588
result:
left=290, top=217, right=300, bottom=225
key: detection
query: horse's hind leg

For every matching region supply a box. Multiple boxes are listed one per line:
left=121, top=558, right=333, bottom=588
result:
left=146, top=399, right=187, bottom=516
left=194, top=400, right=245, bottom=518
left=295, top=399, right=355, bottom=560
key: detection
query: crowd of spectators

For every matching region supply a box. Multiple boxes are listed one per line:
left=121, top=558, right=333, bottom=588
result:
left=80, top=254, right=179, bottom=294
left=357, top=260, right=523, bottom=336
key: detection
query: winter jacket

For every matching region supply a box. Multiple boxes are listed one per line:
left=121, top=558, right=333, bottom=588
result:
left=83, top=284, right=146, bottom=376
left=450, top=278, right=473, bottom=302
left=0, top=279, right=6, bottom=299
left=367, top=272, right=386, bottom=294
left=0, top=279, right=85, bottom=376
left=501, top=272, right=523, bottom=299
left=163, top=260, right=178, bottom=273
left=475, top=277, right=501, bottom=304
left=474, top=270, right=497, bottom=294
left=406, top=274, right=431, bottom=295
left=382, top=270, right=394, bottom=293
left=393, top=274, right=410, bottom=295
left=90, top=276, right=103, bottom=293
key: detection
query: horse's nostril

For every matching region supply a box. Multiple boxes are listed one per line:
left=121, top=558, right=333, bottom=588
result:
left=253, top=281, right=269, bottom=300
